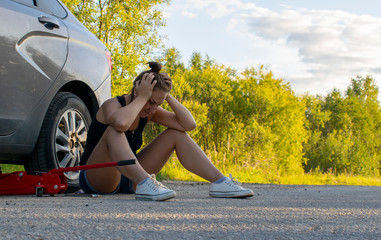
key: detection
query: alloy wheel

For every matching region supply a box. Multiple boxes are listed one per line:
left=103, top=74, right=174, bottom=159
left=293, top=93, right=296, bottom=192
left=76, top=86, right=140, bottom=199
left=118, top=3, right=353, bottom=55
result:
left=55, top=108, right=88, bottom=180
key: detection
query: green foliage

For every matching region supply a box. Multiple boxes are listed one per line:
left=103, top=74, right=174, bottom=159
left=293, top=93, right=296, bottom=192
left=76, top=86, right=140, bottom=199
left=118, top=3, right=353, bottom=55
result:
left=304, top=76, right=381, bottom=176
left=149, top=50, right=381, bottom=181
left=61, top=0, right=169, bottom=96
left=145, top=51, right=308, bottom=179
left=60, top=0, right=380, bottom=182
left=0, top=164, right=24, bottom=173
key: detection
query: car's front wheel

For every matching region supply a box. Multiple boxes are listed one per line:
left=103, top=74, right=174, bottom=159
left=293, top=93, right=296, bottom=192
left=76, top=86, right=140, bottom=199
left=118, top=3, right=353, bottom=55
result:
left=24, top=92, right=91, bottom=191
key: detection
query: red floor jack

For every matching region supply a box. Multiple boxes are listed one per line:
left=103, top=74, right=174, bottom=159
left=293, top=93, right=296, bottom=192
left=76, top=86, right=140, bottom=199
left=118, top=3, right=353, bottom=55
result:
left=0, top=160, right=135, bottom=197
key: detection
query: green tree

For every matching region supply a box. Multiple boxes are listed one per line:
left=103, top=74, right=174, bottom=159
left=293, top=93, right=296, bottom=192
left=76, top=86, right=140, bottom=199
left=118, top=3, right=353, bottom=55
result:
left=160, top=48, right=185, bottom=76
left=152, top=51, right=308, bottom=179
left=344, top=76, right=381, bottom=175
left=236, top=66, right=308, bottom=175
left=303, top=76, right=381, bottom=176
left=303, top=91, right=353, bottom=173
left=62, top=0, right=170, bottom=96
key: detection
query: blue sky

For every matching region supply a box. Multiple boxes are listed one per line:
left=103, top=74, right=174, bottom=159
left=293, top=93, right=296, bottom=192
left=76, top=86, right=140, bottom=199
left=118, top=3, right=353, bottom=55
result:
left=160, top=0, right=381, bottom=97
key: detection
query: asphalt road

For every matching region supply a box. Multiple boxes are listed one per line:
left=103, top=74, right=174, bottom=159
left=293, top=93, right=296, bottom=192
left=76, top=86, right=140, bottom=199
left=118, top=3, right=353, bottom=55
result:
left=0, top=181, right=380, bottom=239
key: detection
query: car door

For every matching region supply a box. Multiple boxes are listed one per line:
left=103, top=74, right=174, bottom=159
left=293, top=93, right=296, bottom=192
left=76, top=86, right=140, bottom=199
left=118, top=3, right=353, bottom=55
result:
left=0, top=0, right=68, bottom=136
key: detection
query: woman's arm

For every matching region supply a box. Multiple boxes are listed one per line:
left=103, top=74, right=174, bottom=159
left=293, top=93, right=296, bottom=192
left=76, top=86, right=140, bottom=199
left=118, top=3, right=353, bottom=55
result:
left=98, top=95, right=147, bottom=132
left=151, top=94, right=197, bottom=131
left=98, top=73, right=156, bottom=132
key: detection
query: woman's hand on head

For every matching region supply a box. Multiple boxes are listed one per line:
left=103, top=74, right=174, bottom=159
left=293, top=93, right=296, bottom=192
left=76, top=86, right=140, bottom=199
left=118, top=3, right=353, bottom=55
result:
left=161, top=73, right=172, bottom=91
left=135, top=73, right=157, bottom=100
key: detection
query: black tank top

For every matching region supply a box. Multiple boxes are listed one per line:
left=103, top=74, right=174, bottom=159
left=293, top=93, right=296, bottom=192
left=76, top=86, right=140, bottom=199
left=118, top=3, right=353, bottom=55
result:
left=80, top=95, right=147, bottom=165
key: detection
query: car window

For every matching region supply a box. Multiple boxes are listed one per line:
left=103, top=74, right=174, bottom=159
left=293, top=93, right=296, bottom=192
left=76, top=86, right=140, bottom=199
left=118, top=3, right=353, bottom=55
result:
left=11, top=0, right=67, bottom=18
left=11, top=0, right=35, bottom=7
left=36, top=0, right=67, bottom=18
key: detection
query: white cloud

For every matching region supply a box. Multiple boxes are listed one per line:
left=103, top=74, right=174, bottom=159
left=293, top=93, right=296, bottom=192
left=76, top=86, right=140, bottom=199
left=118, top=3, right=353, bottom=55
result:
left=280, top=4, right=292, bottom=9
left=181, top=11, right=197, bottom=18
left=166, top=0, right=381, bottom=95
left=171, top=0, right=256, bottom=19
left=236, top=8, right=381, bottom=94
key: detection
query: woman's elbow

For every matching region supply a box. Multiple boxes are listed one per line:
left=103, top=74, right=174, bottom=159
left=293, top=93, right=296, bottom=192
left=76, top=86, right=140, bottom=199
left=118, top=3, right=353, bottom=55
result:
left=113, top=125, right=127, bottom=133
left=185, top=121, right=197, bottom=131
left=112, top=120, right=130, bottom=133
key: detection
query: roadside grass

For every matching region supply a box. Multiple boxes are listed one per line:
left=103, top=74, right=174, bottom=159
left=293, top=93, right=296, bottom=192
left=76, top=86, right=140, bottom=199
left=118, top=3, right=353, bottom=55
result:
left=158, top=156, right=381, bottom=186
left=2, top=161, right=380, bottom=187
left=0, top=164, right=24, bottom=173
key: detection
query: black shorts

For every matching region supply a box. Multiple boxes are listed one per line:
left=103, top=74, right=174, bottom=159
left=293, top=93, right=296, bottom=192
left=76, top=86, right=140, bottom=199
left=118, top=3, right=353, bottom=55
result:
left=79, top=170, right=135, bottom=194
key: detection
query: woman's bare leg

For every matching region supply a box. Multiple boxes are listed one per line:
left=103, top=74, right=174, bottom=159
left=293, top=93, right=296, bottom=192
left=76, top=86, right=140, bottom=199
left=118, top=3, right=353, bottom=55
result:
left=85, top=126, right=149, bottom=193
left=137, top=129, right=224, bottom=182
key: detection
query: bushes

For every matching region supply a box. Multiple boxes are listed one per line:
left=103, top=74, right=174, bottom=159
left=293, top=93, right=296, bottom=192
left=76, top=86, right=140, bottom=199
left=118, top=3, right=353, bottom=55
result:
left=61, top=0, right=380, bottom=181
left=303, top=76, right=381, bottom=176
left=145, top=51, right=309, bottom=178
left=148, top=52, right=381, bottom=179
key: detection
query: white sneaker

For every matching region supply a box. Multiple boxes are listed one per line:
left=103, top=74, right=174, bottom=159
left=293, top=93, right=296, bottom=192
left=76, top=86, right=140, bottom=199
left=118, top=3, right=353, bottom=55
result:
left=135, top=174, right=176, bottom=201
left=210, top=174, right=254, bottom=198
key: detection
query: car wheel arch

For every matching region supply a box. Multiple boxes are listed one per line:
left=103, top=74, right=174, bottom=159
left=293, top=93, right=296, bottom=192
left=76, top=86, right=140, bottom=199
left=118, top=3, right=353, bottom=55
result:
left=58, top=80, right=100, bottom=117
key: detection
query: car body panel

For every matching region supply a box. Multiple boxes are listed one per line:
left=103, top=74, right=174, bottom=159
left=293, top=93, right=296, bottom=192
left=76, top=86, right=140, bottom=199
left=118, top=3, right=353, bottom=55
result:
left=0, top=0, right=68, bottom=136
left=0, top=0, right=111, bottom=163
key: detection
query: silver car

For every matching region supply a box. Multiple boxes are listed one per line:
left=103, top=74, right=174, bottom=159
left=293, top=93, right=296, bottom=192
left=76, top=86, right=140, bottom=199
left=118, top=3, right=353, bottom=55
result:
left=0, top=0, right=112, bottom=190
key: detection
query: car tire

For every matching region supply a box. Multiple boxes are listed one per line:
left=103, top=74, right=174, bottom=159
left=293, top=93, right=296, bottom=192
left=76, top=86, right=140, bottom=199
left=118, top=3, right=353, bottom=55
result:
left=24, top=92, right=92, bottom=192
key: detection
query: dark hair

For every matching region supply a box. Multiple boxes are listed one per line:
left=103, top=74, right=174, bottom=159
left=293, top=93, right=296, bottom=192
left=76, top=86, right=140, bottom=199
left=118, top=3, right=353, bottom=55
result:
left=130, top=62, right=171, bottom=100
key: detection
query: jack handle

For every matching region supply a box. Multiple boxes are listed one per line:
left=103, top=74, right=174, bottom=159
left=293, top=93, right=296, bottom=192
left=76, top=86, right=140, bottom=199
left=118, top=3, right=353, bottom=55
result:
left=48, top=160, right=135, bottom=174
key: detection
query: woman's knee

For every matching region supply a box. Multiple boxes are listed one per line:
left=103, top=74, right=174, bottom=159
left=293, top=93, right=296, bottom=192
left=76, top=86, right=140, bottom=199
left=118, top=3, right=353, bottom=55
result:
left=104, top=126, right=125, bottom=139
left=162, top=128, right=188, bottom=139
left=102, top=126, right=131, bottom=149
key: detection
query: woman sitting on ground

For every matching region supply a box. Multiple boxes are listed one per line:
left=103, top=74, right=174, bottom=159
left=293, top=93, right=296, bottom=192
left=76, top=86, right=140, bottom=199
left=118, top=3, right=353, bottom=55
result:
left=79, top=62, right=254, bottom=201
